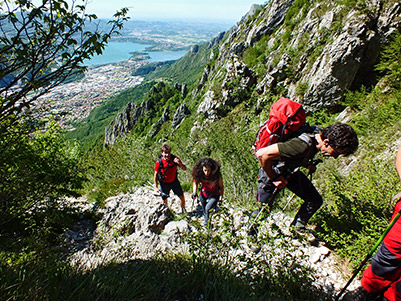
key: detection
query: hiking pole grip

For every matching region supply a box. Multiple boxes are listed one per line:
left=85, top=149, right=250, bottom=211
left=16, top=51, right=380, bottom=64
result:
left=335, top=210, right=401, bottom=300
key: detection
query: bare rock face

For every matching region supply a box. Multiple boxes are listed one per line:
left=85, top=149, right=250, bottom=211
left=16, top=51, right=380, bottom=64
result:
left=244, top=0, right=295, bottom=48
left=148, top=106, right=170, bottom=138
left=68, top=188, right=192, bottom=269
left=302, top=1, right=400, bottom=110
left=197, top=90, right=219, bottom=120
left=197, top=55, right=257, bottom=120
left=104, top=99, right=152, bottom=146
left=284, top=1, right=399, bottom=110
left=210, top=0, right=401, bottom=113
left=172, top=102, right=190, bottom=129
left=300, top=11, right=378, bottom=110
left=104, top=102, right=136, bottom=146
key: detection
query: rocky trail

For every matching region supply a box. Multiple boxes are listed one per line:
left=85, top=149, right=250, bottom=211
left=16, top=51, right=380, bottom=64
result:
left=63, top=186, right=360, bottom=299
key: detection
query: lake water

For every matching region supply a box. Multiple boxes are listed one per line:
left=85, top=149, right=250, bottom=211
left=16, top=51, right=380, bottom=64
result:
left=85, top=41, right=188, bottom=66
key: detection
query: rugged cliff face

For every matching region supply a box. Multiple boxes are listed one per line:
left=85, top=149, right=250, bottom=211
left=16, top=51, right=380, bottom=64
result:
left=200, top=0, right=401, bottom=114
left=105, top=0, right=401, bottom=145
left=104, top=82, right=190, bottom=145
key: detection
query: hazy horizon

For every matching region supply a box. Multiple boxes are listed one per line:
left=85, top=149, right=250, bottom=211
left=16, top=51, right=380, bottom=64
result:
left=86, top=0, right=265, bottom=23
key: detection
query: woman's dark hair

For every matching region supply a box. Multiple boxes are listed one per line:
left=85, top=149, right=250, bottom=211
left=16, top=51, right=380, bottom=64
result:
left=321, top=123, right=358, bottom=156
left=191, top=158, right=221, bottom=183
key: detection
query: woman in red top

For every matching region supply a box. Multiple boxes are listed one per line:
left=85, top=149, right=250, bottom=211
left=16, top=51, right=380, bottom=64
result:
left=191, top=158, right=224, bottom=226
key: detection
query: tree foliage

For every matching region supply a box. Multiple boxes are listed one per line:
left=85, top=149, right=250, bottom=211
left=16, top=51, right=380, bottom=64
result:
left=0, top=0, right=129, bottom=143
left=0, top=0, right=128, bottom=231
left=0, top=122, right=84, bottom=226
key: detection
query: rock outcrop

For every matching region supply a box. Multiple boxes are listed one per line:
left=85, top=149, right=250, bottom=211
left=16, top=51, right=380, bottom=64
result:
left=104, top=99, right=154, bottom=145
left=172, top=102, right=190, bottom=128
left=68, top=188, right=192, bottom=269
left=199, top=0, right=401, bottom=117
left=104, top=102, right=136, bottom=146
left=298, top=4, right=400, bottom=111
left=197, top=55, right=257, bottom=120
left=65, top=187, right=359, bottom=297
left=105, top=82, right=188, bottom=145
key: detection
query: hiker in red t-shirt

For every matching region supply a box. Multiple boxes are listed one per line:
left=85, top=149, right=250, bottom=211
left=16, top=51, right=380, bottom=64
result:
left=153, top=143, right=187, bottom=213
left=191, top=158, right=224, bottom=226
left=343, top=145, right=401, bottom=301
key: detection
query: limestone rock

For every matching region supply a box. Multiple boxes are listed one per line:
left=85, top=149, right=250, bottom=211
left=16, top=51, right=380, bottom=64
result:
left=68, top=188, right=193, bottom=269
left=197, top=56, right=256, bottom=120
left=64, top=188, right=361, bottom=296
left=172, top=102, right=190, bottom=129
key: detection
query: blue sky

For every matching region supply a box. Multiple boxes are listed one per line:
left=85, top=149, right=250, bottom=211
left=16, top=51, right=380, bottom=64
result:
left=85, top=0, right=265, bottom=22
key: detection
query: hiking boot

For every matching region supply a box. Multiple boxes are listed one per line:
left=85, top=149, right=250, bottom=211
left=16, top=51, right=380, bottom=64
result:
left=290, top=225, right=307, bottom=240
left=289, top=218, right=319, bottom=244
left=342, top=286, right=384, bottom=301
left=290, top=216, right=306, bottom=228
left=290, top=216, right=308, bottom=234
left=290, top=218, right=306, bottom=232
left=248, top=225, right=258, bottom=237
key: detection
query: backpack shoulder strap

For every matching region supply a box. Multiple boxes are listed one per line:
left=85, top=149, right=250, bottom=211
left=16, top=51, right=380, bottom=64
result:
left=298, top=133, right=314, bottom=147
left=157, top=155, right=164, bottom=173
left=291, top=124, right=319, bottom=146
left=158, top=154, right=177, bottom=171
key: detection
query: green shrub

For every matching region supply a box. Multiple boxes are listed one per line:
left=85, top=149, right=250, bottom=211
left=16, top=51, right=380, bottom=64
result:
left=352, top=91, right=401, bottom=136
left=313, top=156, right=400, bottom=269
left=375, top=30, right=401, bottom=89
left=81, top=135, right=155, bottom=204
left=0, top=122, right=84, bottom=224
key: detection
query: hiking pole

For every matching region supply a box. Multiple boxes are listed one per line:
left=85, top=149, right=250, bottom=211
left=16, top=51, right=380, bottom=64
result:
left=247, top=187, right=279, bottom=233
left=282, top=193, right=296, bottom=211
left=191, top=196, right=195, bottom=212
left=248, top=167, right=301, bottom=233
left=190, top=194, right=199, bottom=213
left=335, top=206, right=401, bottom=300
left=146, top=180, right=161, bottom=196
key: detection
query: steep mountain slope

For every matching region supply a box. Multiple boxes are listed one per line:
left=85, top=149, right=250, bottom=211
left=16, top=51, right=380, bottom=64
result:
left=105, top=0, right=400, bottom=144
left=142, top=31, right=227, bottom=85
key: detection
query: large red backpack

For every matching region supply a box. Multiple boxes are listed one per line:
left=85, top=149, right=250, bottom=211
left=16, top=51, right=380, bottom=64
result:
left=253, top=97, right=306, bottom=154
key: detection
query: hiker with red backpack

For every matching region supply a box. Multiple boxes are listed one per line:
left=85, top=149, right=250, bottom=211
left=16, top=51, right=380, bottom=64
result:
left=154, top=143, right=187, bottom=214
left=191, top=158, right=224, bottom=226
left=252, top=98, right=359, bottom=231
left=342, top=146, right=401, bottom=301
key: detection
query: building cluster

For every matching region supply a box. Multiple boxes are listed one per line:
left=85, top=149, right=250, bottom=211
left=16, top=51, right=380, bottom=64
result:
left=38, top=61, right=147, bottom=129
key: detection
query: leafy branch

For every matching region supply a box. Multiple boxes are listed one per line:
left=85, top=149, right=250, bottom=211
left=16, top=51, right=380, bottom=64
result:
left=0, top=0, right=129, bottom=142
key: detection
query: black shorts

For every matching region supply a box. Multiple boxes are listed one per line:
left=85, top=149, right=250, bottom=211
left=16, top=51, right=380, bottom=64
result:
left=160, top=178, right=184, bottom=200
